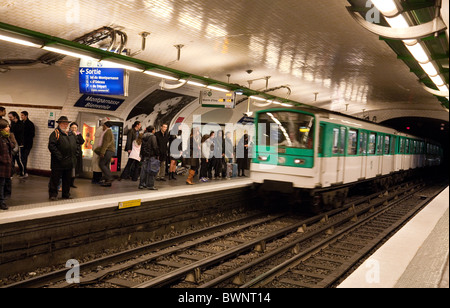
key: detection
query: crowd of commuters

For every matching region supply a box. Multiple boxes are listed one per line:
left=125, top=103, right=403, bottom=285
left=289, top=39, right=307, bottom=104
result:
left=0, top=109, right=252, bottom=210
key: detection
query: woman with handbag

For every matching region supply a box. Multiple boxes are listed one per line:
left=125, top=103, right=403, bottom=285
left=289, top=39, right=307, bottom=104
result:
left=139, top=125, right=160, bottom=190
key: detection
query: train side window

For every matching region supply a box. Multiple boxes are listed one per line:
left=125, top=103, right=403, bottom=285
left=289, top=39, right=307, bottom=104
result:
left=384, top=135, right=390, bottom=154
left=390, top=136, right=396, bottom=154
left=332, top=128, right=340, bottom=154
left=405, top=139, right=410, bottom=154
left=400, top=138, right=405, bottom=154
left=376, top=134, right=383, bottom=154
left=359, top=132, right=367, bottom=155
left=340, top=127, right=346, bottom=154
left=368, top=133, right=376, bottom=154
left=347, top=129, right=358, bottom=155
left=318, top=125, right=325, bottom=155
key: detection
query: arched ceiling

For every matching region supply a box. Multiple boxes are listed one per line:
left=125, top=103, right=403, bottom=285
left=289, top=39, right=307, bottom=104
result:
left=0, top=0, right=448, bottom=120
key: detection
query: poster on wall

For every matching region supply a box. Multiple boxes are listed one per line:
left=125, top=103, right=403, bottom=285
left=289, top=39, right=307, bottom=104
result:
left=125, top=89, right=197, bottom=134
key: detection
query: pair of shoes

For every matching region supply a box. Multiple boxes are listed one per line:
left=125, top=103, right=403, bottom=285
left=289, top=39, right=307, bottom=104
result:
left=101, top=182, right=112, bottom=187
left=1, top=203, right=8, bottom=210
left=147, top=187, right=158, bottom=190
left=200, top=177, right=209, bottom=182
left=138, top=185, right=146, bottom=189
left=62, top=196, right=73, bottom=200
left=49, top=196, right=58, bottom=201
left=70, top=185, right=77, bottom=188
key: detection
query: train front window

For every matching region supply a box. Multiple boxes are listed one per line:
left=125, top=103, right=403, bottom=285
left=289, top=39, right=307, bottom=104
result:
left=258, top=112, right=314, bottom=149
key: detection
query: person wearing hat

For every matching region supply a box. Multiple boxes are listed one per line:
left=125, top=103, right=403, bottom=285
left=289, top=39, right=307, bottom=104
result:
left=48, top=116, right=78, bottom=201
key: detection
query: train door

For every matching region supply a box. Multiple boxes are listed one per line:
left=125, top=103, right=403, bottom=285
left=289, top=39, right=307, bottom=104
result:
left=335, top=126, right=346, bottom=183
left=359, top=131, right=368, bottom=179
left=390, top=135, right=397, bottom=172
left=376, top=134, right=384, bottom=175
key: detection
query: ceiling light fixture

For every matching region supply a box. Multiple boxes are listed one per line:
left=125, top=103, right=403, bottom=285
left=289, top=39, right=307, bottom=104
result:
left=0, top=29, right=43, bottom=48
left=100, top=60, right=144, bottom=72
left=43, top=45, right=99, bottom=61
left=207, top=85, right=231, bottom=93
left=144, top=69, right=179, bottom=80
left=370, top=0, right=399, bottom=17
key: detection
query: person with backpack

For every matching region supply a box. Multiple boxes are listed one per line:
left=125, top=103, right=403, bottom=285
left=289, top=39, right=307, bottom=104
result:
left=139, top=126, right=159, bottom=190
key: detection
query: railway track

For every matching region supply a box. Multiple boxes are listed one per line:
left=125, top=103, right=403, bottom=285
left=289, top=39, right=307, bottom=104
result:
left=2, top=179, right=445, bottom=288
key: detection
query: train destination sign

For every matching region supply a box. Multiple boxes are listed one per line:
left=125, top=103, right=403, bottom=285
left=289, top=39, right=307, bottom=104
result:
left=79, top=59, right=129, bottom=96
left=200, top=90, right=236, bottom=109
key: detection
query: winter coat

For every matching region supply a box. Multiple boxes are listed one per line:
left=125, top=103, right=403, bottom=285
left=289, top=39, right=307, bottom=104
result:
left=0, top=134, right=14, bottom=178
left=155, top=130, right=170, bottom=160
left=48, top=127, right=78, bottom=170
left=140, top=132, right=159, bottom=160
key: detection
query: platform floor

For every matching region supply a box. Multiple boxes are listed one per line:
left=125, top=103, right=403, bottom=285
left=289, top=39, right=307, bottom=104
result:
left=338, top=187, right=449, bottom=288
left=0, top=174, right=253, bottom=225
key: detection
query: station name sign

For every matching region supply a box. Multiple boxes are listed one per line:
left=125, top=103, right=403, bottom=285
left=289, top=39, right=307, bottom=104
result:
left=200, top=90, right=236, bottom=109
left=74, top=94, right=125, bottom=111
left=79, top=59, right=129, bottom=96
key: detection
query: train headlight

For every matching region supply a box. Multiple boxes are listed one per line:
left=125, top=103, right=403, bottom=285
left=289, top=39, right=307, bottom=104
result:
left=258, top=156, right=269, bottom=161
left=278, top=157, right=286, bottom=164
left=294, top=159, right=305, bottom=165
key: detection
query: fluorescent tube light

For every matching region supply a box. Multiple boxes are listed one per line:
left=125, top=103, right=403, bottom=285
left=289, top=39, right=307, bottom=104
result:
left=180, top=78, right=208, bottom=87
left=207, top=85, right=231, bottom=93
left=101, top=60, right=144, bottom=72
left=43, top=46, right=99, bottom=60
left=249, top=95, right=268, bottom=102
left=419, top=62, right=439, bottom=77
left=404, top=43, right=429, bottom=63
left=429, top=75, right=445, bottom=87
left=144, top=69, right=179, bottom=80
left=385, top=14, right=409, bottom=28
left=370, top=0, right=399, bottom=17
left=437, top=84, right=449, bottom=92
left=0, top=33, right=43, bottom=48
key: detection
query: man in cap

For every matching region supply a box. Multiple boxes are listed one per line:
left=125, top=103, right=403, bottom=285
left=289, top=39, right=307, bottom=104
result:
left=48, top=116, right=78, bottom=200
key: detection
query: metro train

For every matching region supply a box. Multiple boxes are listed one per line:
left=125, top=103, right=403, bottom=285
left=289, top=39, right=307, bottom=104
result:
left=250, top=106, right=443, bottom=212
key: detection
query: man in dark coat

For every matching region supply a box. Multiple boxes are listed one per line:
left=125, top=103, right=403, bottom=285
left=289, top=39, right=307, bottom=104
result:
left=155, top=123, right=169, bottom=181
left=48, top=116, right=78, bottom=200
left=8, top=111, right=25, bottom=177
left=20, top=111, right=35, bottom=177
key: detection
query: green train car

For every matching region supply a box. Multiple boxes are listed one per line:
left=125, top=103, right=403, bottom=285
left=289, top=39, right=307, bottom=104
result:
left=251, top=107, right=443, bottom=211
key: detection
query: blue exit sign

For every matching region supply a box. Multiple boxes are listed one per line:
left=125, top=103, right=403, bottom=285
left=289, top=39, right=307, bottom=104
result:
left=79, top=67, right=126, bottom=96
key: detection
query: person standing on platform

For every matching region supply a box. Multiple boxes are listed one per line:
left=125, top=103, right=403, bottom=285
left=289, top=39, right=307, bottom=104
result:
left=8, top=111, right=25, bottom=177
left=91, top=120, right=104, bottom=184
left=168, top=130, right=182, bottom=180
left=48, top=116, right=78, bottom=201
left=121, top=121, right=141, bottom=180
left=69, top=122, right=85, bottom=188
left=185, top=128, right=200, bottom=185
left=20, top=111, right=35, bottom=177
left=95, top=120, right=115, bottom=187
left=139, top=126, right=159, bottom=190
left=237, top=134, right=250, bottom=177
left=155, top=123, right=169, bottom=181
left=0, top=119, right=14, bottom=210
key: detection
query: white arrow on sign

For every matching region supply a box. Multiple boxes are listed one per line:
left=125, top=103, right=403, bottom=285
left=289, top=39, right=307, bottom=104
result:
left=80, top=68, right=85, bottom=74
